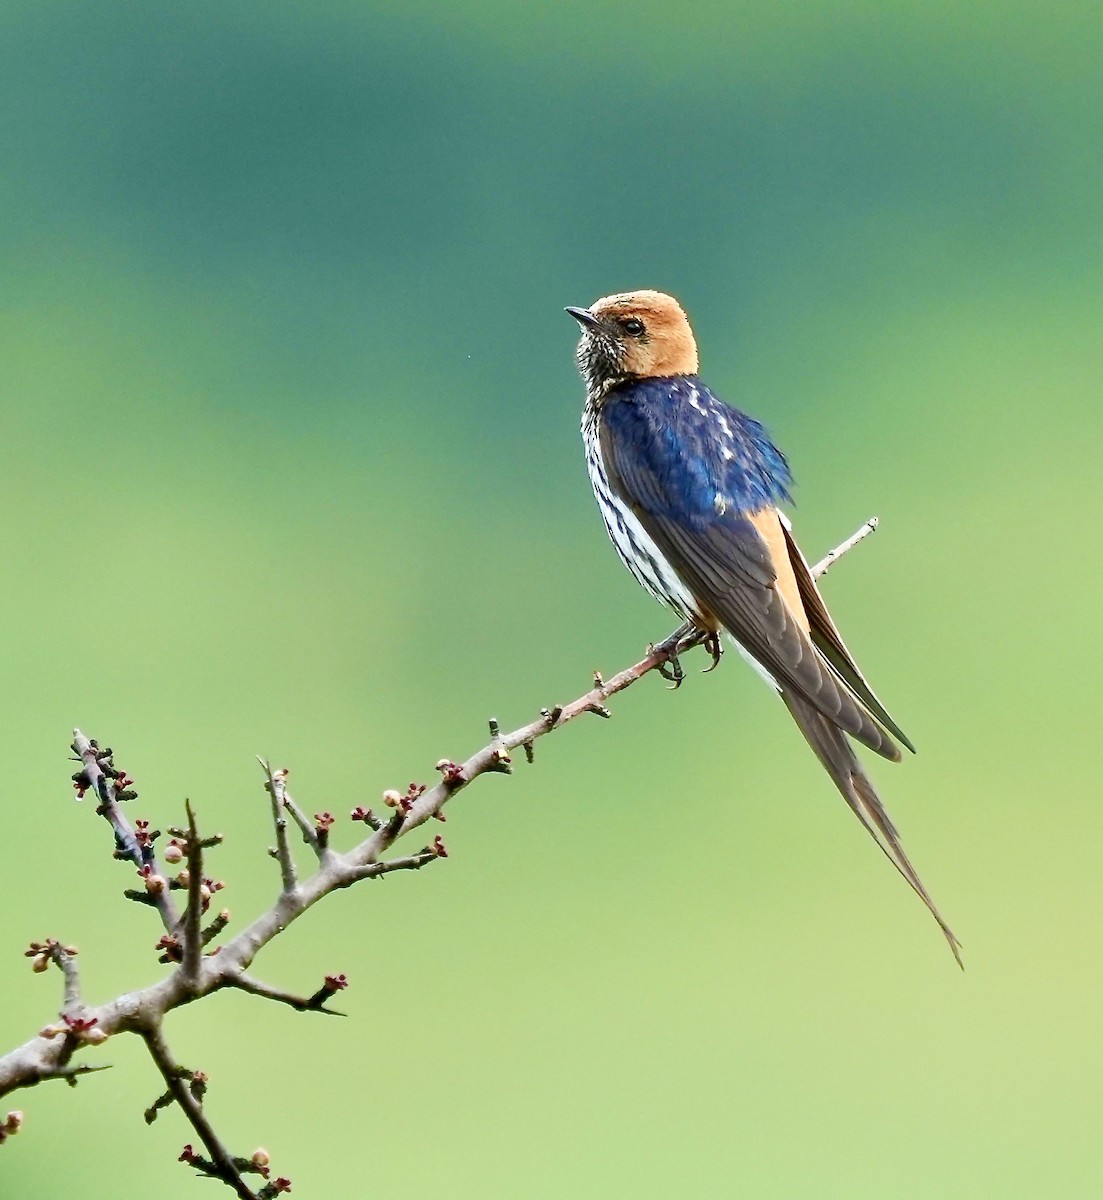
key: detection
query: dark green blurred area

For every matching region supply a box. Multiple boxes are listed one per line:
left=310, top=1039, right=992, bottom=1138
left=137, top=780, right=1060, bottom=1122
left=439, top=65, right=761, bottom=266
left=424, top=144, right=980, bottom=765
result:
left=2, top=2, right=1100, bottom=1196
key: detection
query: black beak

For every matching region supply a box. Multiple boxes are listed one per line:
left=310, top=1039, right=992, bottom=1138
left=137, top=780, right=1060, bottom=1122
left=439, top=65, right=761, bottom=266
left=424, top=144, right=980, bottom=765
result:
left=565, top=306, right=603, bottom=331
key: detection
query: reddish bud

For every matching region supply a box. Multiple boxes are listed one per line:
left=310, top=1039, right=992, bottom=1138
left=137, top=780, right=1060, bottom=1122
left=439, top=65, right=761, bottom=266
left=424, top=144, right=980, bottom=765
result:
left=435, top=760, right=465, bottom=784
left=139, top=863, right=167, bottom=894
left=432, top=836, right=448, bottom=858
left=61, top=1014, right=102, bottom=1042
left=156, top=934, right=182, bottom=961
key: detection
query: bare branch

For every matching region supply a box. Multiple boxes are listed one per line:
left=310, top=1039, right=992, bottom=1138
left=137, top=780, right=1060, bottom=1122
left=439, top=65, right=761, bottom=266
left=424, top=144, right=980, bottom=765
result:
left=3, top=518, right=882, bottom=1189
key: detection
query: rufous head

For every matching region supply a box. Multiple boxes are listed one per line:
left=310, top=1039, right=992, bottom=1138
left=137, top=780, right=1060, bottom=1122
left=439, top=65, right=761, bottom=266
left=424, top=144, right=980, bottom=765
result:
left=566, top=290, right=699, bottom=397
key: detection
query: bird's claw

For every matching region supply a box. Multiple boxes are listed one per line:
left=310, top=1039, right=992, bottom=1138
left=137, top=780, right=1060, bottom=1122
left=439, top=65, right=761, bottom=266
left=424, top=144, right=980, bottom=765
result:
left=651, top=622, right=694, bottom=689
left=652, top=622, right=715, bottom=689
left=657, top=654, right=685, bottom=689
left=701, top=632, right=724, bottom=673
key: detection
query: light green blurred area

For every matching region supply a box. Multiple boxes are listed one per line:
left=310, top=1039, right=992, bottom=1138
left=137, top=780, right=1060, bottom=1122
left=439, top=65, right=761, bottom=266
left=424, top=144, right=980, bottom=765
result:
left=2, top=2, right=1101, bottom=1196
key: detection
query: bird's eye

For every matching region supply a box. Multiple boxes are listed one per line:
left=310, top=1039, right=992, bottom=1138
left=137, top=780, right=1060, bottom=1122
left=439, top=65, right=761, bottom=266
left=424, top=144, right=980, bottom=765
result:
left=622, top=317, right=645, bottom=337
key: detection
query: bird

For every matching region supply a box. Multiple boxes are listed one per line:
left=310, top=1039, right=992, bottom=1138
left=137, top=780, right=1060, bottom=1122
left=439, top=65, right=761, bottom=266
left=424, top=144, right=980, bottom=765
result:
left=566, top=289, right=960, bottom=965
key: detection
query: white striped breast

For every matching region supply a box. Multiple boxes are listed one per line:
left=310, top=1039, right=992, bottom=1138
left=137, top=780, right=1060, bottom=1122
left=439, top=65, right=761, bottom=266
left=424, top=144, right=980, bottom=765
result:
left=581, top=407, right=701, bottom=622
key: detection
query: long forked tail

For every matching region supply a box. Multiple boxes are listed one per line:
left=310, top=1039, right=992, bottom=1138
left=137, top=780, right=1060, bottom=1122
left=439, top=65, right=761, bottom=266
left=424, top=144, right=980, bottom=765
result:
left=780, top=688, right=962, bottom=967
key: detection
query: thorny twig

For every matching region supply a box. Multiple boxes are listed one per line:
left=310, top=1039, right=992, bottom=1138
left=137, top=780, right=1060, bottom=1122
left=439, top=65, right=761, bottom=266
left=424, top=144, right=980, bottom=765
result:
left=181, top=802, right=204, bottom=988
left=258, top=758, right=296, bottom=894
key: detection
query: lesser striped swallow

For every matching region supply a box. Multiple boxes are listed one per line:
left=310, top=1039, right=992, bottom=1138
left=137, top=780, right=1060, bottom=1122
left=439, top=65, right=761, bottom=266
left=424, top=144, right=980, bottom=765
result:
left=567, top=289, right=960, bottom=964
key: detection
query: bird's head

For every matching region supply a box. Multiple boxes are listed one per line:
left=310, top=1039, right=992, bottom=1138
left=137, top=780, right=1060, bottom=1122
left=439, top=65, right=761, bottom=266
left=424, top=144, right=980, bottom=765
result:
left=566, top=290, right=699, bottom=398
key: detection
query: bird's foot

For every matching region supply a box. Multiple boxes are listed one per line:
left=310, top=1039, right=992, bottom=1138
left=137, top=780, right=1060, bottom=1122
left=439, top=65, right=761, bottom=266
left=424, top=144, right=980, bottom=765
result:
left=651, top=622, right=705, bottom=690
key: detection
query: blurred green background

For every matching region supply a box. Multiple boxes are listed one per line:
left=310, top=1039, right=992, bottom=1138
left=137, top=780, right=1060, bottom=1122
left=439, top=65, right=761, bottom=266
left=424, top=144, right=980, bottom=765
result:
left=2, top=1, right=1100, bottom=1196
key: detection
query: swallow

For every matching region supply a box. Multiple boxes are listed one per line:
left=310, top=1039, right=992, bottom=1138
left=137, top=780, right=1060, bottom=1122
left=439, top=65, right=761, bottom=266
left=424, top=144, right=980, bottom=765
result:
left=567, top=289, right=960, bottom=964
